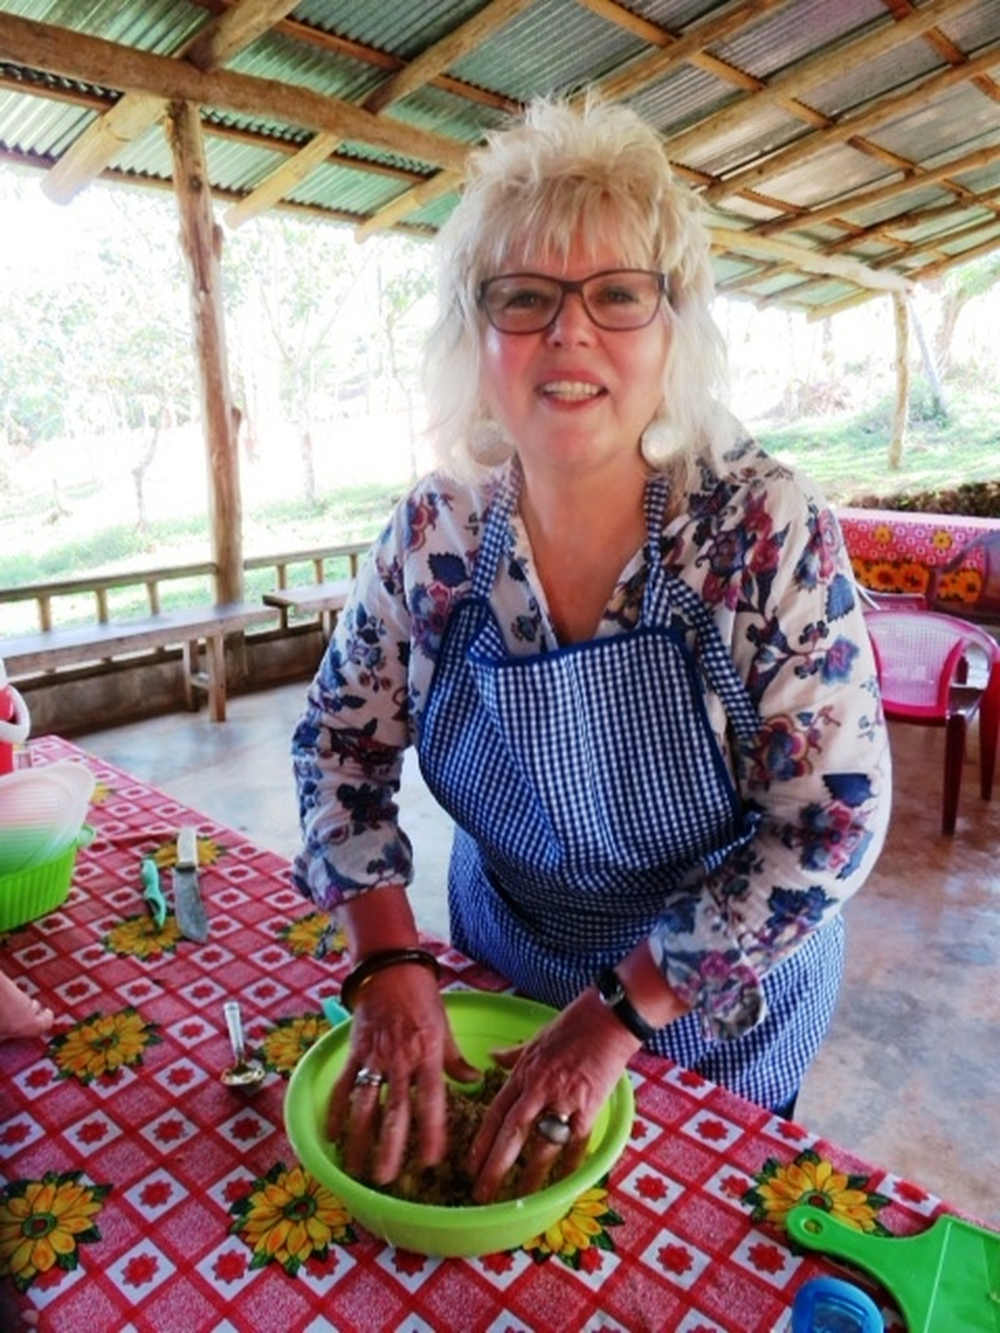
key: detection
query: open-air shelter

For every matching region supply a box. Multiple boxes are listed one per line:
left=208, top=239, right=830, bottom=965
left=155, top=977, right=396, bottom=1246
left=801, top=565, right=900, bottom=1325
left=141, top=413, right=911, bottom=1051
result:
left=2, top=0, right=1000, bottom=674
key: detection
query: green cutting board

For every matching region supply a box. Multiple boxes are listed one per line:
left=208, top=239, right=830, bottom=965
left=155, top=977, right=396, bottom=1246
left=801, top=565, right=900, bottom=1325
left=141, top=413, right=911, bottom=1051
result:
left=786, top=1204, right=1000, bottom=1331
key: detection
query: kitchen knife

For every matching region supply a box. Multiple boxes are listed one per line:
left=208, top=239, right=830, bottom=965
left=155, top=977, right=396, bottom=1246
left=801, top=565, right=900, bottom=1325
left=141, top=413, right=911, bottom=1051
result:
left=173, top=826, right=209, bottom=942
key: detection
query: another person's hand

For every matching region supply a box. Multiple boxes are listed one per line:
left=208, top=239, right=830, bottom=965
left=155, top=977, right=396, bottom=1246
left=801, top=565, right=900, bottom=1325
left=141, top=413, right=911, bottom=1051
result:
left=467, top=990, right=640, bottom=1203
left=327, top=964, right=480, bottom=1185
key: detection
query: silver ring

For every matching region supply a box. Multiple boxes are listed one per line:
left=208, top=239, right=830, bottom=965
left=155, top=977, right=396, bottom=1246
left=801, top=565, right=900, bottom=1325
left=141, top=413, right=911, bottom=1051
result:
left=354, top=1066, right=385, bottom=1087
left=535, top=1111, right=572, bottom=1146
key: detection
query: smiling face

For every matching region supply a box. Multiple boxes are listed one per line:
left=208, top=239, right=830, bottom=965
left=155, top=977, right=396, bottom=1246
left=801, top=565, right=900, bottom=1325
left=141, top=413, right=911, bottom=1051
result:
left=478, top=237, right=671, bottom=487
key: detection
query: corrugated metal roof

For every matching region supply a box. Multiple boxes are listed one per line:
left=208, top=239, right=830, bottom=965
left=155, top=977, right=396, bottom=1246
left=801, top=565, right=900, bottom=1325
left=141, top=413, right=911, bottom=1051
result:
left=0, top=0, right=998, bottom=314
left=874, top=82, right=1000, bottom=163
left=0, top=85, right=93, bottom=155
left=710, top=0, right=885, bottom=84
left=628, top=64, right=737, bottom=138
left=286, top=158, right=412, bottom=215
left=451, top=0, right=644, bottom=100
left=806, top=33, right=944, bottom=119
left=382, top=84, right=508, bottom=144
left=760, top=140, right=909, bottom=212
left=292, top=0, right=486, bottom=62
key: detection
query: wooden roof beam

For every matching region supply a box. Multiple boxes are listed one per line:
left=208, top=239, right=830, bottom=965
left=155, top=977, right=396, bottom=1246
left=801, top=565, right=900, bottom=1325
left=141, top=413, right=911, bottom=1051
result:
left=587, top=0, right=794, bottom=105
left=710, top=227, right=911, bottom=292
left=756, top=141, right=1000, bottom=237
left=0, top=13, right=469, bottom=174
left=2, top=141, right=436, bottom=235
left=703, top=38, right=1000, bottom=203
left=663, top=0, right=982, bottom=163
left=881, top=0, right=1000, bottom=103
left=806, top=288, right=885, bottom=320
left=821, top=183, right=1000, bottom=254
left=354, top=169, right=463, bottom=242
left=582, top=0, right=979, bottom=244
left=909, top=227, right=1000, bottom=278
left=363, top=0, right=535, bottom=114
left=716, top=261, right=794, bottom=293
left=227, top=0, right=533, bottom=229
left=188, top=0, right=521, bottom=113
left=871, top=214, right=1000, bottom=269
left=0, top=66, right=428, bottom=187
left=40, top=0, right=298, bottom=204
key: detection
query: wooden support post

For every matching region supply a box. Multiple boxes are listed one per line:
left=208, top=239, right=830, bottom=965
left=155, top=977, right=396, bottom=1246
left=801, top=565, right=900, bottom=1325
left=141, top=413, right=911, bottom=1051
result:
left=889, top=292, right=909, bottom=471
left=166, top=100, right=243, bottom=604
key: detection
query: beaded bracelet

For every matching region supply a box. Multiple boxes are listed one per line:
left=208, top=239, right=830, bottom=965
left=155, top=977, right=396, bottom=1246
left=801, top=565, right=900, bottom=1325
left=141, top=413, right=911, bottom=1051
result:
left=339, top=947, right=441, bottom=1012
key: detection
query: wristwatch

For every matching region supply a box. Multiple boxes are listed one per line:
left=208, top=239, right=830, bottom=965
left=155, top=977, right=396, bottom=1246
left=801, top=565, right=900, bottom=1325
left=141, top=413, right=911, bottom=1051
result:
left=594, top=966, right=658, bottom=1044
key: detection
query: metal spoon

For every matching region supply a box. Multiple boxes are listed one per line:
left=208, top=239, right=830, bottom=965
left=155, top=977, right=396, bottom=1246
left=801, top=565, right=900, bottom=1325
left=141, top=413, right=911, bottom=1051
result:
left=221, top=1000, right=266, bottom=1089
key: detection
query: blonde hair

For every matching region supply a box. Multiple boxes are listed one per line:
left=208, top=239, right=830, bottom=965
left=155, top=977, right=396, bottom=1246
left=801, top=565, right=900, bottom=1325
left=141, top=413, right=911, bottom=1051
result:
left=423, top=97, right=735, bottom=485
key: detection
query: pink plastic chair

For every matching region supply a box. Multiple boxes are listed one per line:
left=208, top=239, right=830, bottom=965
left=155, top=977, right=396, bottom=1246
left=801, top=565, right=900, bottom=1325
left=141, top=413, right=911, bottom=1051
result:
left=864, top=609, right=999, bottom=834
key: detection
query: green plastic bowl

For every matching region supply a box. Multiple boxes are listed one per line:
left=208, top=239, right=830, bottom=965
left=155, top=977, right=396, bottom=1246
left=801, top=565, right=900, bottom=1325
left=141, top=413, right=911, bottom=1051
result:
left=0, top=824, right=93, bottom=932
left=285, top=989, right=634, bottom=1257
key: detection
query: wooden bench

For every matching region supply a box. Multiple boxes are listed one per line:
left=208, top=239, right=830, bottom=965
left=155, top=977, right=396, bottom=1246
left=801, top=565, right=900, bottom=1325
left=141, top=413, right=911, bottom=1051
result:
left=0, top=603, right=276, bottom=722
left=262, top=578, right=353, bottom=641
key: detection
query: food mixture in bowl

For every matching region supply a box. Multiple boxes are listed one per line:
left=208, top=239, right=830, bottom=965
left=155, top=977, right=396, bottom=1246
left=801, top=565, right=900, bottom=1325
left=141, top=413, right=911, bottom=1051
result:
left=343, top=1067, right=556, bottom=1205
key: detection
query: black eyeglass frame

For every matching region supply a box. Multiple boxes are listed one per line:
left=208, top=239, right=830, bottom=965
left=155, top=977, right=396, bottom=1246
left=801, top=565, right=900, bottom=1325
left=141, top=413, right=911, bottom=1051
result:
left=476, top=268, right=668, bottom=334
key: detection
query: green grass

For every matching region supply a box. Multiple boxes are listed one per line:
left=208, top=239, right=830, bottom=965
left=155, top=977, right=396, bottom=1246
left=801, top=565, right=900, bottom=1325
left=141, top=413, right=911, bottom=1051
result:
left=756, top=381, right=1000, bottom=506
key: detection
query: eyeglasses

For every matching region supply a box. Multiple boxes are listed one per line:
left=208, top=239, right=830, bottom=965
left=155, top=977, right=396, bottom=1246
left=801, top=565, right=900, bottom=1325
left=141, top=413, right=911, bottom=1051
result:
left=477, top=268, right=667, bottom=334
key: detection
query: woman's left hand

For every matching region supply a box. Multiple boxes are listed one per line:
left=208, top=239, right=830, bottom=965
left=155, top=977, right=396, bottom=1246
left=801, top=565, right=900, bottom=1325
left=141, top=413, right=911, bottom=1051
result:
left=467, top=988, right=641, bottom=1203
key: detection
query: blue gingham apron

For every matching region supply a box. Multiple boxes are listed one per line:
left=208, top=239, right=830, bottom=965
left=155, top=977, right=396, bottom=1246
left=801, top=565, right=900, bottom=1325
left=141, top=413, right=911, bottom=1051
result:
left=418, top=470, right=843, bottom=1110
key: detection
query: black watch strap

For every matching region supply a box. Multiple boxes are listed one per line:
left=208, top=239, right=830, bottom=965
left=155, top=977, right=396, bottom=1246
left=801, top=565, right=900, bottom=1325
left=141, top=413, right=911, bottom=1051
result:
left=594, top=966, right=657, bottom=1044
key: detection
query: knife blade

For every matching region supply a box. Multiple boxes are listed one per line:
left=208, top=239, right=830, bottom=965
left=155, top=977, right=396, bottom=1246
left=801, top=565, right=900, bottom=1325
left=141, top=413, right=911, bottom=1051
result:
left=173, top=826, right=209, bottom=942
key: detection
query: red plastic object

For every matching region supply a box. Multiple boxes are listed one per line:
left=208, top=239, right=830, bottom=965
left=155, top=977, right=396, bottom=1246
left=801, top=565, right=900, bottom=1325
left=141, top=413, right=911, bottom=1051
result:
left=0, top=657, right=31, bottom=776
left=865, top=609, right=999, bottom=834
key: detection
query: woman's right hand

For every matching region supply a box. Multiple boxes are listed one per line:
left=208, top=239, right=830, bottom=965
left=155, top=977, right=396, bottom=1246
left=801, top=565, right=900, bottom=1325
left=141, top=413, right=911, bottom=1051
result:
left=327, top=964, right=480, bottom=1186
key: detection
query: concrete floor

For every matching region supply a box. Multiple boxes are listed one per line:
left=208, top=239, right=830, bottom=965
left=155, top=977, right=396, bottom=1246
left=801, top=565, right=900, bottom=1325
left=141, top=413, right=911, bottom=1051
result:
left=78, top=678, right=999, bottom=1227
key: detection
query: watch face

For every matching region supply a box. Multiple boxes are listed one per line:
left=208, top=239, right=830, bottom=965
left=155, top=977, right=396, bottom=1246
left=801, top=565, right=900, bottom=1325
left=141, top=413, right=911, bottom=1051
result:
left=597, top=969, right=624, bottom=1004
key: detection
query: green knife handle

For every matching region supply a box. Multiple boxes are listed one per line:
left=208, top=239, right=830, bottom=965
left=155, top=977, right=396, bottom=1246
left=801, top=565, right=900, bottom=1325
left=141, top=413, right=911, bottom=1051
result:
left=141, top=857, right=167, bottom=928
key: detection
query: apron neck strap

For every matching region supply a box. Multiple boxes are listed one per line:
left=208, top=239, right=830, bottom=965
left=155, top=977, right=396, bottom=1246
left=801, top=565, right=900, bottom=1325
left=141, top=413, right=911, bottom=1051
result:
left=471, top=460, right=521, bottom=597
left=640, top=472, right=671, bottom=624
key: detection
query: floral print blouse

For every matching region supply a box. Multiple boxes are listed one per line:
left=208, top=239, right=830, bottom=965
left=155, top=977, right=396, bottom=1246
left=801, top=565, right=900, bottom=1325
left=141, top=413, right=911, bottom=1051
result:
left=292, top=438, right=891, bottom=1039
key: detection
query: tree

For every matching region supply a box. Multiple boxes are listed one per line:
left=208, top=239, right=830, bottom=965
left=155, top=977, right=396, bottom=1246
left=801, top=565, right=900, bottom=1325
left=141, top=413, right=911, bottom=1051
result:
left=376, top=243, right=434, bottom=480
left=932, top=254, right=1000, bottom=377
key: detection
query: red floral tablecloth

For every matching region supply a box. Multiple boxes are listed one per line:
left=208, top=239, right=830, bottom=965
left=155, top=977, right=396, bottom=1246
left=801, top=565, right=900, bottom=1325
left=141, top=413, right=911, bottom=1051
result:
left=838, top=506, right=1000, bottom=605
left=0, top=738, right=955, bottom=1331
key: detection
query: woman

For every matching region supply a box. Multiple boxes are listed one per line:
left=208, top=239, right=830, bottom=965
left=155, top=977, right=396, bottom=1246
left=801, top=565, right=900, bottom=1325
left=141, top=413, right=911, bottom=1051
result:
left=292, top=99, right=891, bottom=1203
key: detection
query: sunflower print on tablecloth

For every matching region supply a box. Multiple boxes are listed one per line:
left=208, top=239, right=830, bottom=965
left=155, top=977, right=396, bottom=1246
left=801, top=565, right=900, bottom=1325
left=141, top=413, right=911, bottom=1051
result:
left=259, top=1012, right=332, bottom=1076
left=523, top=1181, right=623, bottom=1268
left=278, top=910, right=346, bottom=959
left=104, top=912, right=182, bottom=958
left=743, top=1149, right=891, bottom=1235
left=0, top=1171, right=110, bottom=1293
left=229, top=1162, right=355, bottom=1275
left=49, top=1007, right=162, bottom=1083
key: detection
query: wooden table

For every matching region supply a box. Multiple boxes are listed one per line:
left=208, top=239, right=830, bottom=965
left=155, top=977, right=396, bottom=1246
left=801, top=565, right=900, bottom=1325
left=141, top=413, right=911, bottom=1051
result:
left=1, top=739, right=975, bottom=1331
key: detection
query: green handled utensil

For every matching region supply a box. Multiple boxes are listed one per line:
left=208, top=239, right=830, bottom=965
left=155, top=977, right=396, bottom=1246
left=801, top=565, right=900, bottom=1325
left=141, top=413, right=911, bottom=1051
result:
left=786, top=1204, right=1000, bottom=1332
left=141, top=857, right=166, bottom=929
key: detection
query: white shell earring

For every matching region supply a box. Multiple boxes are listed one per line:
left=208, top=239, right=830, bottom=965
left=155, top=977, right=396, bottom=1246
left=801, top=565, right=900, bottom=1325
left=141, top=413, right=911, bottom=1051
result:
left=640, top=415, right=681, bottom=467
left=468, top=417, right=514, bottom=464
